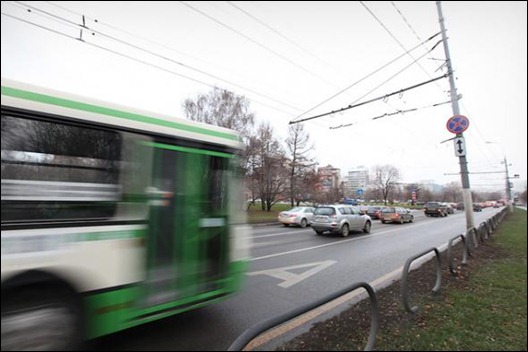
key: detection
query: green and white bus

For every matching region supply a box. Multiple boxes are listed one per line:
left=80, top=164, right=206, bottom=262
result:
left=1, top=79, right=251, bottom=351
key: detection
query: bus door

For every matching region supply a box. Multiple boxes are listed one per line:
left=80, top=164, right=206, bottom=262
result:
left=142, top=142, right=230, bottom=309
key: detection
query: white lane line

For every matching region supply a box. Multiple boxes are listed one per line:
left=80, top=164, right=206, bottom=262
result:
left=253, top=229, right=312, bottom=239
left=251, top=219, right=440, bottom=262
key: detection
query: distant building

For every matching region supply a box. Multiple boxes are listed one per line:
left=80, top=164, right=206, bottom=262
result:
left=317, top=165, right=341, bottom=193
left=345, top=166, right=369, bottom=198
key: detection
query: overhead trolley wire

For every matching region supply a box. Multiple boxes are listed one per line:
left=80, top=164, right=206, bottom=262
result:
left=290, top=31, right=442, bottom=122
left=6, top=2, right=304, bottom=115
left=290, top=73, right=448, bottom=125
left=180, top=1, right=341, bottom=90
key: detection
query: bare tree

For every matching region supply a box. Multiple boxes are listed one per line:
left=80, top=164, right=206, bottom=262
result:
left=183, top=87, right=255, bottom=139
left=183, top=87, right=258, bottom=200
left=372, top=165, right=401, bottom=205
left=242, top=135, right=260, bottom=209
left=284, top=124, right=316, bottom=206
left=252, top=123, right=287, bottom=211
left=443, top=181, right=462, bottom=203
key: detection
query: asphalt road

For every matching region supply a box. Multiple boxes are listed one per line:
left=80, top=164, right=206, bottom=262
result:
left=93, top=207, right=504, bottom=351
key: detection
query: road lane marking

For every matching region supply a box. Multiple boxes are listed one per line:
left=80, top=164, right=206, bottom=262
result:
left=247, top=260, right=336, bottom=288
left=251, top=219, right=439, bottom=261
left=243, top=240, right=457, bottom=351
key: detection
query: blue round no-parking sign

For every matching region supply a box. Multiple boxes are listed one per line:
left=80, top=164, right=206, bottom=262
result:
left=446, top=115, right=469, bottom=134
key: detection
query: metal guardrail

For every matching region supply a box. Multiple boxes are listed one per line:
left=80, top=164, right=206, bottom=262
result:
left=228, top=282, right=379, bottom=351
left=401, top=247, right=442, bottom=314
left=477, top=222, right=490, bottom=242
left=447, top=234, right=467, bottom=276
left=465, top=227, right=478, bottom=255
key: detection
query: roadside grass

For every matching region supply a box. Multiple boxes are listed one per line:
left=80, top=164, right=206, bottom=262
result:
left=246, top=202, right=293, bottom=223
left=374, top=209, right=527, bottom=351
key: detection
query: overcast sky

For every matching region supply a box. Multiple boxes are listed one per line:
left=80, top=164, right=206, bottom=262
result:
left=2, top=1, right=526, bottom=195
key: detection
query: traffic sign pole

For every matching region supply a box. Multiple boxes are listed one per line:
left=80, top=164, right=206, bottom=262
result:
left=437, top=2, right=475, bottom=232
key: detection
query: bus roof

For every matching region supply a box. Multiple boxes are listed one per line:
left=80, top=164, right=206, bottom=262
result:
left=1, top=78, right=243, bottom=149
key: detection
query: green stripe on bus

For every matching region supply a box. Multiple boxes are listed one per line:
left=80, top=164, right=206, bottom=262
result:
left=1, top=86, right=238, bottom=141
left=142, top=141, right=234, bottom=158
left=81, top=229, right=145, bottom=241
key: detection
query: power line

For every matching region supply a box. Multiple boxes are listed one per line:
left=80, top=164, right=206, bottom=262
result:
left=43, top=1, right=304, bottom=112
left=1, top=10, right=299, bottom=117
left=290, top=73, right=448, bottom=125
left=290, top=42, right=445, bottom=125
left=6, top=2, right=304, bottom=115
left=291, top=31, right=442, bottom=122
left=329, top=99, right=451, bottom=130
left=390, top=2, right=424, bottom=44
left=361, top=1, right=448, bottom=98
left=226, top=1, right=341, bottom=75
left=179, top=1, right=340, bottom=89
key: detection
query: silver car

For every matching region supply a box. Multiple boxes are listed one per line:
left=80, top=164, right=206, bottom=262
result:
left=311, top=205, right=372, bottom=237
left=278, top=206, right=315, bottom=228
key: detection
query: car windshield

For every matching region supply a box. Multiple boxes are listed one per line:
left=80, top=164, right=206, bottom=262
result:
left=314, top=207, right=336, bottom=216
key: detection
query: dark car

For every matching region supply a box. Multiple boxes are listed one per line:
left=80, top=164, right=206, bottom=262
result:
left=360, top=206, right=383, bottom=219
left=473, top=203, right=483, bottom=212
left=367, top=205, right=383, bottom=219
left=423, top=202, right=448, bottom=217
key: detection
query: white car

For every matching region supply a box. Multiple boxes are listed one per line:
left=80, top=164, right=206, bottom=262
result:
left=278, top=207, right=315, bottom=228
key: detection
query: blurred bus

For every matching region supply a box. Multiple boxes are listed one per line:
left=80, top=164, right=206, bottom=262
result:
left=1, top=79, right=251, bottom=350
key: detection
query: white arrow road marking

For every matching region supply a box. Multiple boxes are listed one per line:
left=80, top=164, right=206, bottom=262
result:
left=247, top=260, right=337, bottom=288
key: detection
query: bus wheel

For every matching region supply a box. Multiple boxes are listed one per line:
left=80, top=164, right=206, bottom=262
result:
left=1, top=286, right=83, bottom=351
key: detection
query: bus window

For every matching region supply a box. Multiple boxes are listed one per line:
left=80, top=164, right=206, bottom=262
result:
left=1, top=115, right=121, bottom=223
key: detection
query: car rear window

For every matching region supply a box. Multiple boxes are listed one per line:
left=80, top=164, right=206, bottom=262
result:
left=314, top=207, right=336, bottom=216
left=382, top=207, right=396, bottom=213
left=425, top=202, right=441, bottom=208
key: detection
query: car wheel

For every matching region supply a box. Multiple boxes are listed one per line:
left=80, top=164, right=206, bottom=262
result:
left=409, top=216, right=414, bottom=223
left=341, top=224, right=349, bottom=237
left=283, top=224, right=289, bottom=227
left=363, top=221, right=371, bottom=233
left=300, top=218, right=307, bottom=228
left=400, top=218, right=404, bottom=224
left=315, top=230, right=323, bottom=235
left=2, top=286, right=83, bottom=351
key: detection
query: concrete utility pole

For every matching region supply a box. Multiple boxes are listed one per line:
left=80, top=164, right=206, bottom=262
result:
left=503, top=156, right=515, bottom=212
left=436, top=1, right=475, bottom=230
